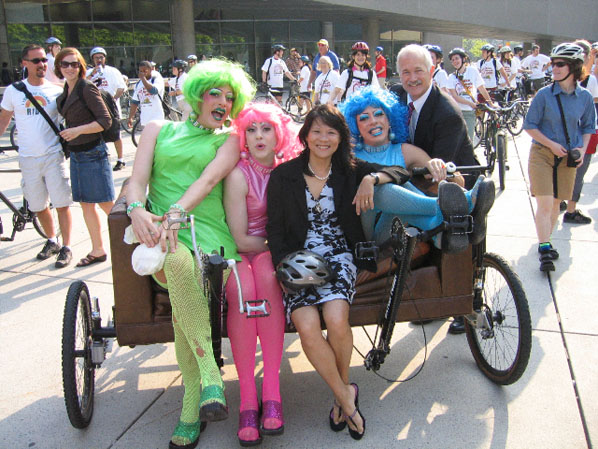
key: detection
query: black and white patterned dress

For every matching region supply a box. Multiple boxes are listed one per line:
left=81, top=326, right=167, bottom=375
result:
left=283, top=183, right=357, bottom=322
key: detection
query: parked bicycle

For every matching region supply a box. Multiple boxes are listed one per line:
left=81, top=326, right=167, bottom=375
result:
left=254, top=81, right=311, bottom=123
left=131, top=102, right=182, bottom=147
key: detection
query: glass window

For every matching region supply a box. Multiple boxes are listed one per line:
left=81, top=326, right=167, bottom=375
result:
left=92, top=0, right=132, bottom=21
left=134, top=22, right=172, bottom=46
left=335, top=23, right=362, bottom=42
left=4, top=1, right=48, bottom=23
left=195, top=21, right=219, bottom=46
left=135, top=46, right=173, bottom=70
left=196, top=44, right=217, bottom=60
left=220, top=21, right=253, bottom=45
left=131, top=0, right=170, bottom=21
left=254, top=21, right=288, bottom=45
left=6, top=24, right=51, bottom=50
left=50, top=23, right=94, bottom=49
left=290, top=21, right=319, bottom=42
left=94, top=23, right=134, bottom=47
left=49, top=1, right=92, bottom=22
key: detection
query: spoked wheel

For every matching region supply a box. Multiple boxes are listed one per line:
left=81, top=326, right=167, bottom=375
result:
left=131, top=119, right=143, bottom=147
left=62, top=281, right=95, bottom=428
left=19, top=198, right=60, bottom=239
left=465, top=253, right=531, bottom=385
left=285, top=95, right=312, bottom=123
left=473, top=116, right=483, bottom=149
left=496, top=134, right=507, bottom=191
left=10, top=124, right=18, bottom=147
left=506, top=103, right=526, bottom=136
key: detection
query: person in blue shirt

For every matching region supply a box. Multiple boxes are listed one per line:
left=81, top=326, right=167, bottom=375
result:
left=524, top=42, right=596, bottom=272
left=310, top=39, right=340, bottom=86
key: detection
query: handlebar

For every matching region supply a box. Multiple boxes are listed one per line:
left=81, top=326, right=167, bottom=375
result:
left=411, top=163, right=487, bottom=177
left=476, top=100, right=525, bottom=114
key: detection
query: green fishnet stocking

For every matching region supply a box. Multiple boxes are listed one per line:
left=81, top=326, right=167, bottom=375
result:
left=164, top=245, right=224, bottom=426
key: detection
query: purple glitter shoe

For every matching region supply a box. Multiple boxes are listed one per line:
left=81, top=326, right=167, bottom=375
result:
left=238, top=409, right=261, bottom=447
left=260, top=400, right=284, bottom=436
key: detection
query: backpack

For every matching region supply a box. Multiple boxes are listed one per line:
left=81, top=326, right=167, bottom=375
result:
left=341, top=67, right=373, bottom=101
left=77, top=79, right=121, bottom=142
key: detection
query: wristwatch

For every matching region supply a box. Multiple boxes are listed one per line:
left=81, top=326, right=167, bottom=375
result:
left=369, top=173, right=380, bottom=186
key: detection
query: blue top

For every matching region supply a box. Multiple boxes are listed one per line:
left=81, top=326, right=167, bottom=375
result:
left=313, top=50, right=340, bottom=76
left=354, top=142, right=406, bottom=167
left=523, top=83, right=595, bottom=150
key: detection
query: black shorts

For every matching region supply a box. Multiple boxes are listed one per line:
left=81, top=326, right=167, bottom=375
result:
left=269, top=87, right=283, bottom=96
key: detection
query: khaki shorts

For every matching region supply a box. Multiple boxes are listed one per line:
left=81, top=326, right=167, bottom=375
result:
left=528, top=142, right=576, bottom=200
left=19, top=151, right=72, bottom=212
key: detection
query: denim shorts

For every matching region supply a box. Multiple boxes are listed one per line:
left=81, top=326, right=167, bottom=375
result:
left=70, top=141, right=115, bottom=203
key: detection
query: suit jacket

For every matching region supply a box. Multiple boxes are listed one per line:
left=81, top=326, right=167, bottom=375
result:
left=266, top=153, right=406, bottom=270
left=391, top=84, right=477, bottom=172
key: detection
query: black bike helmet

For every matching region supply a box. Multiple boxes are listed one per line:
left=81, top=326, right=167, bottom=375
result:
left=45, top=37, right=62, bottom=46
left=550, top=43, right=585, bottom=62
left=481, top=44, right=495, bottom=53
left=424, top=44, right=443, bottom=57
left=276, top=250, right=335, bottom=293
left=172, top=59, right=188, bottom=69
left=448, top=47, right=467, bottom=59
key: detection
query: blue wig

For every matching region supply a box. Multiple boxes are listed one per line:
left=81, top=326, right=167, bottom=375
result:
left=338, top=86, right=409, bottom=145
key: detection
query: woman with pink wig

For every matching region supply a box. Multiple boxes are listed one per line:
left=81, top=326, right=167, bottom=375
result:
left=223, top=103, right=299, bottom=446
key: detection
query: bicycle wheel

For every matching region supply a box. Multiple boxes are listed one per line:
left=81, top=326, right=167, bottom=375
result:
left=62, top=281, right=95, bottom=428
left=9, top=124, right=18, bottom=147
left=131, top=119, right=143, bottom=147
left=21, top=198, right=60, bottom=239
left=506, top=103, right=526, bottom=136
left=473, top=116, right=483, bottom=149
left=465, top=253, right=531, bottom=385
left=496, top=134, right=507, bottom=191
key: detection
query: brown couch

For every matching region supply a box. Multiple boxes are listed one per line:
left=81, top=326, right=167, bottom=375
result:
left=109, top=193, right=473, bottom=347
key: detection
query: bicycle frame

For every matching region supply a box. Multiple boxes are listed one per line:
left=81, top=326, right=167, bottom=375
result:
left=0, top=190, right=34, bottom=241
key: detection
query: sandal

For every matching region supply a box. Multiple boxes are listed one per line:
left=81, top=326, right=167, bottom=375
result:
left=76, top=253, right=107, bottom=267
left=345, top=383, right=366, bottom=440
left=238, top=409, right=261, bottom=447
left=329, top=399, right=346, bottom=432
left=169, top=420, right=201, bottom=449
left=199, top=385, right=228, bottom=422
left=260, top=400, right=284, bottom=436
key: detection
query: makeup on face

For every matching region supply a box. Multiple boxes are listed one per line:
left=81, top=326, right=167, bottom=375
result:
left=246, top=121, right=277, bottom=165
left=357, top=106, right=390, bottom=147
left=196, top=85, right=234, bottom=128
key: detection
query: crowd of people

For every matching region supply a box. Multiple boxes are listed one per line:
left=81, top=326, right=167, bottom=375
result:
left=0, top=33, right=596, bottom=448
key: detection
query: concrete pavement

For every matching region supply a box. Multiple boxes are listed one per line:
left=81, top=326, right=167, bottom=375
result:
left=1, top=128, right=596, bottom=449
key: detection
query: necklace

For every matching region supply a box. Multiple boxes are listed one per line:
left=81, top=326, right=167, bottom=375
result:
left=308, top=162, right=331, bottom=181
left=247, top=155, right=274, bottom=175
left=188, top=113, right=215, bottom=132
left=362, top=142, right=391, bottom=153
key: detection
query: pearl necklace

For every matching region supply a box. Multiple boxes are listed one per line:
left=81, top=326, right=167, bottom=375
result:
left=308, top=162, right=331, bottom=181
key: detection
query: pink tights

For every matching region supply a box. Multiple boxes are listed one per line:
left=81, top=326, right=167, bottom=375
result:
left=225, top=251, right=285, bottom=434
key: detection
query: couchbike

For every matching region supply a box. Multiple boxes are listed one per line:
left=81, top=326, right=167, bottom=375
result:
left=61, top=170, right=531, bottom=429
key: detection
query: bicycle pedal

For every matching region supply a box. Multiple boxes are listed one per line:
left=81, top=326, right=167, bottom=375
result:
left=245, top=299, right=270, bottom=318
left=446, top=215, right=473, bottom=235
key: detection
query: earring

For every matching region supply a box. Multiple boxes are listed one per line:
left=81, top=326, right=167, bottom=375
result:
left=240, top=150, right=249, bottom=159
left=389, top=132, right=396, bottom=142
left=354, top=136, right=363, bottom=150
left=276, top=150, right=284, bottom=159
left=224, top=119, right=232, bottom=127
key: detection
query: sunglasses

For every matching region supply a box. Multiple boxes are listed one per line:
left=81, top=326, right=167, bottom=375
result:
left=60, top=61, right=81, bottom=69
left=24, top=57, right=48, bottom=64
left=552, top=61, right=568, bottom=68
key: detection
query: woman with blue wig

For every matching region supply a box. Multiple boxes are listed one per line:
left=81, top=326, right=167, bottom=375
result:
left=339, top=86, right=494, bottom=252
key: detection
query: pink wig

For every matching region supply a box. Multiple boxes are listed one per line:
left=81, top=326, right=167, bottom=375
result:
left=233, top=102, right=301, bottom=162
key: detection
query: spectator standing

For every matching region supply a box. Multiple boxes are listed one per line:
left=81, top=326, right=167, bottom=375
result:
left=332, top=41, right=379, bottom=103
left=477, top=44, right=509, bottom=99
left=424, top=44, right=449, bottom=92
left=524, top=43, right=595, bottom=272
left=44, top=37, right=62, bottom=85
left=310, top=39, right=340, bottom=86
left=187, top=54, right=198, bottom=68
left=261, top=44, right=296, bottom=104
left=0, top=44, right=73, bottom=267
left=313, top=56, right=340, bottom=106
left=286, top=48, right=302, bottom=78
left=87, top=47, right=127, bottom=171
left=127, top=61, right=165, bottom=128
left=298, top=55, right=313, bottom=112
left=498, top=46, right=520, bottom=90
left=168, top=59, right=191, bottom=120
left=521, top=44, right=551, bottom=95
left=374, top=46, right=387, bottom=88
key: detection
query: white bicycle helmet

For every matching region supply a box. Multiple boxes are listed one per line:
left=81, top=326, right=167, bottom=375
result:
left=550, top=43, right=584, bottom=62
left=90, top=47, right=107, bottom=58
left=45, top=37, right=62, bottom=45
left=276, top=250, right=335, bottom=292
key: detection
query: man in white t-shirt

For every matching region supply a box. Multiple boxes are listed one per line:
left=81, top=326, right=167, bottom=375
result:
left=0, top=44, right=73, bottom=267
left=521, top=44, right=551, bottom=94
left=44, top=37, right=63, bottom=85
left=477, top=44, right=509, bottom=99
left=128, top=60, right=165, bottom=127
left=87, top=47, right=127, bottom=170
left=261, top=44, right=296, bottom=104
left=168, top=59, right=191, bottom=120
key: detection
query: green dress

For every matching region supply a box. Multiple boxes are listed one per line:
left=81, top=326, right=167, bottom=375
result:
left=148, top=120, right=239, bottom=260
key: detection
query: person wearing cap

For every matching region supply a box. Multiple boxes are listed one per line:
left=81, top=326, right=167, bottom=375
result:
left=331, top=41, right=379, bottom=103
left=524, top=42, right=595, bottom=272
left=187, top=54, right=198, bottom=68
left=310, top=38, right=340, bottom=87
left=374, top=46, right=387, bottom=89
left=477, top=44, right=510, bottom=99
left=424, top=44, right=449, bottom=93
left=521, top=44, right=551, bottom=95
left=286, top=47, right=302, bottom=78
left=261, top=44, right=296, bottom=104
left=168, top=59, right=191, bottom=120
left=87, top=47, right=127, bottom=170
left=498, top=46, right=520, bottom=90
left=44, top=37, right=62, bottom=84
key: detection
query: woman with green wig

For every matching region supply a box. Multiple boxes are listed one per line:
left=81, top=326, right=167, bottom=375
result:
left=126, top=59, right=255, bottom=449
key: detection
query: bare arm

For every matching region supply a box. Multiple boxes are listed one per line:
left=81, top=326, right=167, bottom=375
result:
left=0, top=108, right=14, bottom=135
left=224, top=167, right=268, bottom=254
left=449, top=88, right=476, bottom=109
left=114, top=87, right=124, bottom=100
left=402, top=142, right=448, bottom=182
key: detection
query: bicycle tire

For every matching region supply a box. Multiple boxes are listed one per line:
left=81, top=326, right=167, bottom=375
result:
left=506, top=103, right=526, bottom=136
left=464, top=253, right=531, bottom=385
left=9, top=124, right=18, bottom=147
left=62, top=281, right=95, bottom=428
left=131, top=119, right=143, bottom=147
left=21, top=198, right=61, bottom=239
left=473, top=116, right=483, bottom=149
left=497, top=134, right=507, bottom=191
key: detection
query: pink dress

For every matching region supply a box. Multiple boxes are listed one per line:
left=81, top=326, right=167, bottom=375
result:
left=236, top=156, right=273, bottom=239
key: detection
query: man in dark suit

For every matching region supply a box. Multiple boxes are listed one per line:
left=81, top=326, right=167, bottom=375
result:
left=391, top=44, right=477, bottom=188
left=392, top=44, right=482, bottom=334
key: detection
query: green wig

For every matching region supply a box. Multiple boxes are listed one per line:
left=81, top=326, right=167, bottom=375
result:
left=183, top=58, right=256, bottom=118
